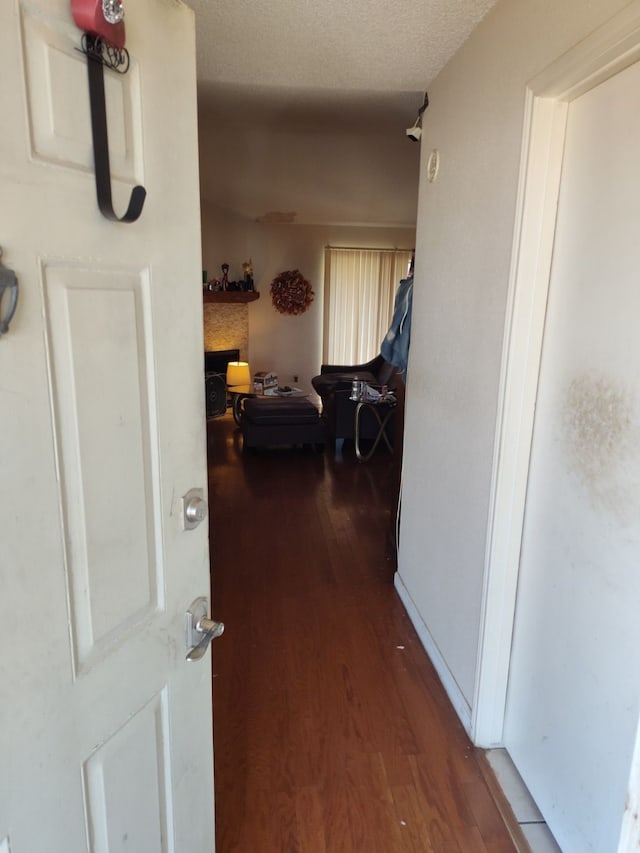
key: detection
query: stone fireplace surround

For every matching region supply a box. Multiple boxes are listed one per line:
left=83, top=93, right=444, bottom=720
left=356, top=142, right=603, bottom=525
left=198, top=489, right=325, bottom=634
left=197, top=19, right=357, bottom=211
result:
left=203, top=302, right=249, bottom=364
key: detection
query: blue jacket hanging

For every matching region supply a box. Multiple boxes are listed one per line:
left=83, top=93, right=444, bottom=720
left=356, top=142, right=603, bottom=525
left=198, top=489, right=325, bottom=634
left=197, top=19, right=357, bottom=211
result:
left=381, top=275, right=413, bottom=373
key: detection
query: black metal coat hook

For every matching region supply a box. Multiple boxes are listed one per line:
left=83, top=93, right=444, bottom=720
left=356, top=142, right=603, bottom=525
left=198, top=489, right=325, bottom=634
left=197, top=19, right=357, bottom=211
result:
left=84, top=35, right=146, bottom=223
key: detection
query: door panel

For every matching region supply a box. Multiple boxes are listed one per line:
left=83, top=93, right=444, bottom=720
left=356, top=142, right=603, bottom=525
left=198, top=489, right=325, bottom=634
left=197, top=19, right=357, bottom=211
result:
left=44, top=265, right=161, bottom=666
left=82, top=691, right=171, bottom=853
left=0, top=1, right=215, bottom=850
left=504, top=60, right=640, bottom=852
left=21, top=6, right=142, bottom=181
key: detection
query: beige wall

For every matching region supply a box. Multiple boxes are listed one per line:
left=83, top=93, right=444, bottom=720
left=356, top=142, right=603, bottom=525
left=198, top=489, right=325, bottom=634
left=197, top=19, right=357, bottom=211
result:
left=399, top=0, right=632, bottom=706
left=197, top=109, right=420, bottom=228
left=201, top=202, right=415, bottom=388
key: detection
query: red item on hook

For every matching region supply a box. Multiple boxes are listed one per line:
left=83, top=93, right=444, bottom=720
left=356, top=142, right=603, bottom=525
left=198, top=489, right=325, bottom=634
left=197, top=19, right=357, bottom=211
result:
left=71, top=0, right=125, bottom=49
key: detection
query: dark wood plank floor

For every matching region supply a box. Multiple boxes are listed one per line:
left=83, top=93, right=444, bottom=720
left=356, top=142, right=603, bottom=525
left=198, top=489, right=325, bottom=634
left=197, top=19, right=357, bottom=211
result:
left=207, top=414, right=516, bottom=853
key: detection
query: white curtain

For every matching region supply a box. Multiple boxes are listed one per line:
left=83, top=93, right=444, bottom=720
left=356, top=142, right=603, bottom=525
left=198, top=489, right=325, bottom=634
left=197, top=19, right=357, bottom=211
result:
left=324, top=248, right=413, bottom=364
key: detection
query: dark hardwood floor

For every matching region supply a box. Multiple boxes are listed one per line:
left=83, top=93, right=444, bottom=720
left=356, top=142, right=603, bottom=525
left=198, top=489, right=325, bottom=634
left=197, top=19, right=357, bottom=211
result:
left=207, top=414, right=517, bottom=852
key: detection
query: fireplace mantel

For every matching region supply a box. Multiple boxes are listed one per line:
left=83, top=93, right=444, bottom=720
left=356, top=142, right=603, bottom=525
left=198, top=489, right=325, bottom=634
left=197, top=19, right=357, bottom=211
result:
left=203, top=291, right=260, bottom=304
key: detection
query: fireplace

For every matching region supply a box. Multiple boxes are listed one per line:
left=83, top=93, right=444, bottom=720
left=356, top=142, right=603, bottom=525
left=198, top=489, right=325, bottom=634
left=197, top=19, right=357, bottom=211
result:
left=204, top=348, right=240, bottom=376
left=204, top=349, right=240, bottom=419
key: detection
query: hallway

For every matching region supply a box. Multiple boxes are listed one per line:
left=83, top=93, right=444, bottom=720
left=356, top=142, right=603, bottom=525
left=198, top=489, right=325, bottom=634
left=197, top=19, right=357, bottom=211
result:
left=207, top=414, right=518, bottom=852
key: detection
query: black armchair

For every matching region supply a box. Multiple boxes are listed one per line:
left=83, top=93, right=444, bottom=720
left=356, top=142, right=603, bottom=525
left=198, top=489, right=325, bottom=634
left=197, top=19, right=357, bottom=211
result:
left=311, top=354, right=394, bottom=401
left=312, top=354, right=397, bottom=448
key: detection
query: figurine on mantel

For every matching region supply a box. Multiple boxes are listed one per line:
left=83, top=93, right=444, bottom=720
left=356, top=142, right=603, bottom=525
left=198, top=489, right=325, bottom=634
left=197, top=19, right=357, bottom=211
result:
left=242, top=259, right=254, bottom=291
left=205, top=261, right=256, bottom=293
left=221, top=263, right=230, bottom=291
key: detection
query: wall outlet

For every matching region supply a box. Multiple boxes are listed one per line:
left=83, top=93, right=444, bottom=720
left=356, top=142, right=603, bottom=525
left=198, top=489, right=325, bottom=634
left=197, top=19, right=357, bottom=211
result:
left=293, top=374, right=299, bottom=383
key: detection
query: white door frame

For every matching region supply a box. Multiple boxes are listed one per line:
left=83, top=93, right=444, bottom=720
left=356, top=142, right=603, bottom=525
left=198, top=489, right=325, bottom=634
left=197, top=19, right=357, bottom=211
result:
left=618, top=717, right=640, bottom=851
left=472, top=1, right=640, bottom=748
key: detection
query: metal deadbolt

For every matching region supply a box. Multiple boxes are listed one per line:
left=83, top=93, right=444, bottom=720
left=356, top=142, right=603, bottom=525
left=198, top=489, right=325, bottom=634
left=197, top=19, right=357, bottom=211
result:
left=182, top=488, right=208, bottom=530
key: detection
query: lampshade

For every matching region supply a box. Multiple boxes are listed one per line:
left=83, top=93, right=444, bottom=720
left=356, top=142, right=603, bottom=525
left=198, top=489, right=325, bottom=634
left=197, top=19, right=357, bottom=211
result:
left=226, top=361, right=251, bottom=387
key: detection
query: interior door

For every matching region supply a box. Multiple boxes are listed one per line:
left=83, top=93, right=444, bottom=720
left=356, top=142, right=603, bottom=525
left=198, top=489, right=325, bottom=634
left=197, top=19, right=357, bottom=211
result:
left=0, top=1, right=216, bottom=850
left=503, top=61, right=640, bottom=852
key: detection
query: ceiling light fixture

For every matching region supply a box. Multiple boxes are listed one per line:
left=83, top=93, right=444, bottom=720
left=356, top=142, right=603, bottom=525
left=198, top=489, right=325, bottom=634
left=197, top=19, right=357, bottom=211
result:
left=406, top=91, right=429, bottom=142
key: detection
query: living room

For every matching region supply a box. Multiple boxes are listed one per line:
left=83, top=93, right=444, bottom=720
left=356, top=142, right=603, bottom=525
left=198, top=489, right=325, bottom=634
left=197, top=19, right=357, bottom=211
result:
left=197, top=89, right=419, bottom=389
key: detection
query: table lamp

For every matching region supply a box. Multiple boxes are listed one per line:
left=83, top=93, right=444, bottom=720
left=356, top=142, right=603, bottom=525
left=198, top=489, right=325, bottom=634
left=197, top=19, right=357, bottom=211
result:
left=226, top=361, right=251, bottom=387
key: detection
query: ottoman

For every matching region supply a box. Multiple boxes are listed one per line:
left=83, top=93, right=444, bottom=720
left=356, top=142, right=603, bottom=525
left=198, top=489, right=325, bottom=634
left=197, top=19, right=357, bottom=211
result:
left=241, top=397, right=325, bottom=449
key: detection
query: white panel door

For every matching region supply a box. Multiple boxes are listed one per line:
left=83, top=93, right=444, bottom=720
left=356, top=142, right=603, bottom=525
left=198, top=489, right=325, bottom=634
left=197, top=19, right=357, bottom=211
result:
left=503, top=61, right=640, bottom=852
left=0, top=1, right=216, bottom=851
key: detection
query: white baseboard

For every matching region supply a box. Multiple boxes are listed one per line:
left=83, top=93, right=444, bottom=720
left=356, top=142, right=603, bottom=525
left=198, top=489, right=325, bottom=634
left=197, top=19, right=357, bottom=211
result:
left=394, top=571, right=472, bottom=734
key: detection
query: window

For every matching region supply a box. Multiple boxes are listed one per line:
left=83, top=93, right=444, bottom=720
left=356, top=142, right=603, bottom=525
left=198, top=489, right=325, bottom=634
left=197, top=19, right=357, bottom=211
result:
left=323, top=247, right=413, bottom=364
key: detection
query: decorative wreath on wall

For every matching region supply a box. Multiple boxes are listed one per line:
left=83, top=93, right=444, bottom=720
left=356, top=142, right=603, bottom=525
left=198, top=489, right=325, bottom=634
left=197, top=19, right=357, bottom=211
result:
left=270, top=269, right=314, bottom=315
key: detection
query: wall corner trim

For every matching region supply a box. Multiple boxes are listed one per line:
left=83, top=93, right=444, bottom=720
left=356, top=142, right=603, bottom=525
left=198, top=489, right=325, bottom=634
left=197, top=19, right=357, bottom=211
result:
left=394, top=571, right=472, bottom=734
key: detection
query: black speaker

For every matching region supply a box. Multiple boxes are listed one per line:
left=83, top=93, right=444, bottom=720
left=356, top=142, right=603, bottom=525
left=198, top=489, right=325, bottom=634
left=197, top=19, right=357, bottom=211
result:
left=205, top=372, right=227, bottom=419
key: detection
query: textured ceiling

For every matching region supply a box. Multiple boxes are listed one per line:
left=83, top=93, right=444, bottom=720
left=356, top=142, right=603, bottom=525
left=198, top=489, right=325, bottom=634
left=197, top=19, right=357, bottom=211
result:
left=188, top=0, right=496, bottom=93
left=187, top=0, right=497, bottom=225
